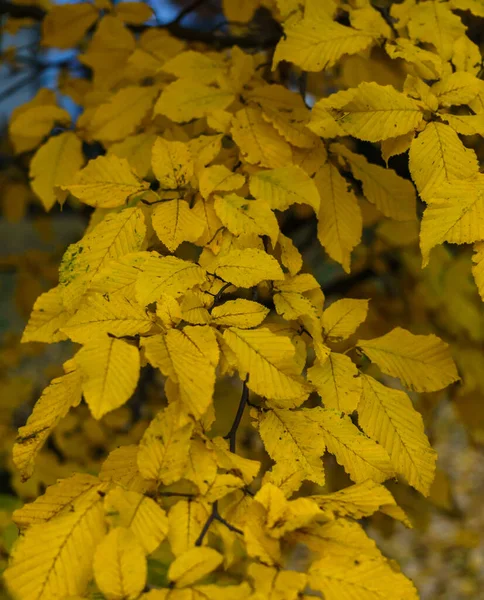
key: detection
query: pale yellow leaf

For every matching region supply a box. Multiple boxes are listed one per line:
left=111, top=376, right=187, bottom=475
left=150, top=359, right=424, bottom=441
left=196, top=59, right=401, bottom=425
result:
left=137, top=402, right=193, bottom=484
left=333, top=144, right=416, bottom=221
left=94, top=527, right=146, bottom=600
left=408, top=122, right=479, bottom=202
left=312, top=407, right=394, bottom=484
left=357, top=327, right=459, bottom=392
left=162, top=50, right=226, bottom=84
left=9, top=105, right=71, bottom=154
left=249, top=165, right=320, bottom=212
left=214, top=193, right=279, bottom=245
left=198, top=164, right=245, bottom=199
left=420, top=177, right=484, bottom=265
left=165, top=326, right=218, bottom=418
left=114, top=1, right=152, bottom=24
left=314, top=162, right=362, bottom=272
left=323, top=298, right=369, bottom=341
left=328, top=82, right=423, bottom=142
left=104, top=488, right=168, bottom=555
left=151, top=137, right=193, bottom=190
left=5, top=486, right=106, bottom=600
left=167, top=500, right=210, bottom=556
left=60, top=155, right=149, bottom=208
left=208, top=248, right=284, bottom=287
left=108, top=132, right=157, bottom=179
left=253, top=407, right=326, bottom=485
left=277, top=232, right=303, bottom=276
left=75, top=336, right=140, bottom=419
left=211, top=299, right=269, bottom=328
left=100, top=446, right=154, bottom=495
left=308, top=352, right=361, bottom=414
left=408, top=0, right=466, bottom=61
left=152, top=199, right=205, bottom=252
left=135, top=254, right=207, bottom=306
left=22, top=285, right=70, bottom=343
left=62, top=293, right=154, bottom=343
left=359, top=375, right=437, bottom=495
left=168, top=547, right=223, bottom=588
left=13, top=368, right=82, bottom=481
left=230, top=107, right=292, bottom=168
left=273, top=14, right=375, bottom=72
left=155, top=79, right=235, bottom=122
left=41, top=3, right=98, bottom=48
left=84, top=85, right=159, bottom=142
left=30, top=132, right=84, bottom=210
left=224, top=327, right=310, bottom=403
left=431, top=71, right=482, bottom=107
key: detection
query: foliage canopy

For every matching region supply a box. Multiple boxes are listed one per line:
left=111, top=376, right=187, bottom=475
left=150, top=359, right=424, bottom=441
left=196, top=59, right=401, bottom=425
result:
left=1, top=0, right=483, bottom=598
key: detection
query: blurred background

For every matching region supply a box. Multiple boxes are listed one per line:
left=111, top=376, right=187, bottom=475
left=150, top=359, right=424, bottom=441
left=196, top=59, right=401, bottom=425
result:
left=1, top=1, right=484, bottom=598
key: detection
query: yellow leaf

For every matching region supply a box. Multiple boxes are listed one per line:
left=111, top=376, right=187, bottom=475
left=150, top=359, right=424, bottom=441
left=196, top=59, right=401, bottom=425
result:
left=137, top=402, right=193, bottom=484
left=329, top=82, right=423, bottom=142
left=89, top=251, right=149, bottom=299
left=419, top=177, right=484, bottom=265
left=313, top=407, right=394, bottom=484
left=94, top=527, right=146, bottom=600
left=13, top=368, right=82, bottom=481
left=30, top=132, right=84, bottom=210
left=222, top=0, right=258, bottom=22
left=167, top=500, right=210, bottom=556
left=210, top=437, right=260, bottom=484
left=165, top=326, right=218, bottom=418
left=441, top=113, right=484, bottom=136
left=357, top=326, right=459, bottom=392
left=309, top=553, right=418, bottom=600
left=243, top=502, right=281, bottom=565
left=84, top=86, right=159, bottom=143
left=350, top=5, right=393, bottom=38
left=114, top=1, right=152, bottom=24
left=208, top=248, right=283, bottom=287
left=100, top=446, right=154, bottom=495
left=5, top=485, right=106, bottom=600
left=152, top=199, right=205, bottom=252
left=108, top=132, right=157, bottom=179
left=252, top=407, right=326, bottom=485
left=151, top=137, right=193, bottom=190
left=180, top=291, right=211, bottom=325
left=273, top=289, right=318, bottom=322
left=214, top=194, right=279, bottom=246
left=431, top=71, right=482, bottom=107
left=155, top=79, right=235, bottom=122
left=168, top=547, right=223, bottom=588
left=333, top=144, right=416, bottom=221
left=248, top=563, right=307, bottom=599
left=314, top=161, right=362, bottom=272
left=198, top=165, right=245, bottom=199
left=310, top=479, right=406, bottom=522
left=273, top=13, right=375, bottom=72
left=224, top=327, right=310, bottom=403
left=359, top=375, right=437, bottom=495
left=323, top=298, right=369, bottom=341
left=230, top=107, right=292, bottom=168
left=162, top=50, right=226, bottom=84
left=452, top=34, right=481, bottom=75
left=407, top=0, right=466, bottom=61
left=408, top=122, right=479, bottom=202
left=9, top=105, right=71, bottom=153
left=211, top=299, right=269, bottom=328
left=75, top=336, right=140, bottom=419
left=104, top=487, right=168, bottom=554
left=42, top=3, right=99, bottom=48
left=380, top=131, right=415, bottom=165
left=60, top=155, right=149, bottom=208
left=22, top=285, right=70, bottom=343
left=308, top=352, right=361, bottom=414
left=62, top=293, right=154, bottom=343
left=135, top=254, right=207, bottom=306
left=277, top=232, right=303, bottom=276
left=385, top=38, right=443, bottom=80
left=13, top=472, right=104, bottom=529
left=249, top=165, right=320, bottom=212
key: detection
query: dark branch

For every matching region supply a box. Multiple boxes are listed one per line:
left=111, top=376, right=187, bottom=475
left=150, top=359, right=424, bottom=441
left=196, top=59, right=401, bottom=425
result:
left=195, top=500, right=242, bottom=546
left=224, top=378, right=249, bottom=453
left=0, top=1, right=283, bottom=49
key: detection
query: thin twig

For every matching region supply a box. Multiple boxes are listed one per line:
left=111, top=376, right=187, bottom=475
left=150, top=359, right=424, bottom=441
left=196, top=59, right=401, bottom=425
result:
left=208, top=282, right=232, bottom=314
left=195, top=500, right=242, bottom=546
left=224, top=379, right=249, bottom=453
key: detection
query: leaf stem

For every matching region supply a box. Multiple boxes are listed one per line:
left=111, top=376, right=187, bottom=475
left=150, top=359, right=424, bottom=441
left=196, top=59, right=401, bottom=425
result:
left=224, top=379, right=249, bottom=453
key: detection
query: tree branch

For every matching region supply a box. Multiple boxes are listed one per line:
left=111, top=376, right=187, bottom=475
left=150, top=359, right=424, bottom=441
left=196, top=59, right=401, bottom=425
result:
left=0, top=1, right=283, bottom=49
left=224, top=378, right=249, bottom=454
